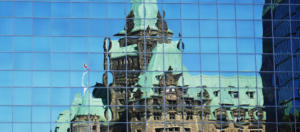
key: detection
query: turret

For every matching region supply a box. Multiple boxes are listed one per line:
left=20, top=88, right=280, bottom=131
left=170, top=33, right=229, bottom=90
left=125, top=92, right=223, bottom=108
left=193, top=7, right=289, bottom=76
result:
left=103, top=37, right=111, bottom=86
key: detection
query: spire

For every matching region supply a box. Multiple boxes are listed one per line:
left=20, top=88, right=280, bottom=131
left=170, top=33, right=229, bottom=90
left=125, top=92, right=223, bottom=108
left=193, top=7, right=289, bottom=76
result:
left=103, top=38, right=110, bottom=86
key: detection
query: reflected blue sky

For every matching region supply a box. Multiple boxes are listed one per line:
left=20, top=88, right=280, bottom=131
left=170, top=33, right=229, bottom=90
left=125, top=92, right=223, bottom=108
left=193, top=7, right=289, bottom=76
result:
left=0, top=0, right=264, bottom=131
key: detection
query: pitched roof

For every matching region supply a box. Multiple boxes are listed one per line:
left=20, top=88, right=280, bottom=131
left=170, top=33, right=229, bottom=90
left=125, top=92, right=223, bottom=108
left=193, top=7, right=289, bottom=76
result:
left=55, top=92, right=111, bottom=132
left=109, top=40, right=138, bottom=59
left=132, top=41, right=264, bottom=120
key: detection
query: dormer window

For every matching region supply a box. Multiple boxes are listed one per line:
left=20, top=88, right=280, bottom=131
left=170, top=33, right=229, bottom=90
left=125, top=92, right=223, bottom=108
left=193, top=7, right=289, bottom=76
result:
left=156, top=66, right=182, bottom=87
left=247, top=91, right=255, bottom=99
left=229, top=91, right=239, bottom=98
left=228, top=85, right=235, bottom=88
left=213, top=91, right=219, bottom=97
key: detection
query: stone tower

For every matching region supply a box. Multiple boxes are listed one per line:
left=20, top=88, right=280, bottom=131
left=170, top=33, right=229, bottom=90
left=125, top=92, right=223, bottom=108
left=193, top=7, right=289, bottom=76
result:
left=92, top=0, right=266, bottom=132
left=93, top=0, right=174, bottom=123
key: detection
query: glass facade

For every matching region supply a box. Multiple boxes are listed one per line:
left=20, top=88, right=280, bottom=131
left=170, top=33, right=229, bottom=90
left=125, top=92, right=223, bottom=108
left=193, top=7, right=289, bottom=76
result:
left=0, top=0, right=298, bottom=132
left=262, top=0, right=300, bottom=131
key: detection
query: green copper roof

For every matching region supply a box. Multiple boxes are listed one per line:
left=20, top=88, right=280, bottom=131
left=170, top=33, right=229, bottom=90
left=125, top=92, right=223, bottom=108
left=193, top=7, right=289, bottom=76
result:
left=130, top=0, right=159, bottom=32
left=55, top=110, right=71, bottom=132
left=76, top=92, right=109, bottom=120
left=133, top=41, right=264, bottom=121
left=55, top=92, right=111, bottom=132
left=109, top=40, right=138, bottom=59
left=135, top=42, right=263, bottom=94
left=135, top=41, right=181, bottom=97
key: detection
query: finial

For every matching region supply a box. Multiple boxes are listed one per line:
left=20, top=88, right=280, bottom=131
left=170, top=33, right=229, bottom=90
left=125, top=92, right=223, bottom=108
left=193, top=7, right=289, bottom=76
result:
left=103, top=72, right=108, bottom=87
left=104, top=37, right=112, bottom=51
left=103, top=37, right=112, bottom=52
left=177, top=33, right=184, bottom=51
left=108, top=38, right=112, bottom=51
left=168, top=66, right=173, bottom=72
left=103, top=37, right=108, bottom=51
left=146, top=25, right=151, bottom=35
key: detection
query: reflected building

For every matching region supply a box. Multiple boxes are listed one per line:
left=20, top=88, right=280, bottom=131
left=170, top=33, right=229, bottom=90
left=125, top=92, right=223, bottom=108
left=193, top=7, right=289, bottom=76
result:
left=56, top=0, right=266, bottom=131
left=55, top=92, right=112, bottom=132
left=262, top=0, right=300, bottom=131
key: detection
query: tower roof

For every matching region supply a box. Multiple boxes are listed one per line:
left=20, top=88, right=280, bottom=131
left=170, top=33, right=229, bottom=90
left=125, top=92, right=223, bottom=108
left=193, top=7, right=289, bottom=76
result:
left=116, top=0, right=161, bottom=35
left=76, top=92, right=108, bottom=118
left=55, top=92, right=111, bottom=132
left=131, top=0, right=158, bottom=32
left=109, top=40, right=138, bottom=59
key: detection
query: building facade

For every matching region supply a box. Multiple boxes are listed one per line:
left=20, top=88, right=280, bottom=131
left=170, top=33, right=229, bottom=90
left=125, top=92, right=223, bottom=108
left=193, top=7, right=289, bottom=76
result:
left=94, top=0, right=266, bottom=132
left=55, top=92, right=112, bottom=132
left=261, top=0, right=300, bottom=131
left=56, top=0, right=266, bottom=132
